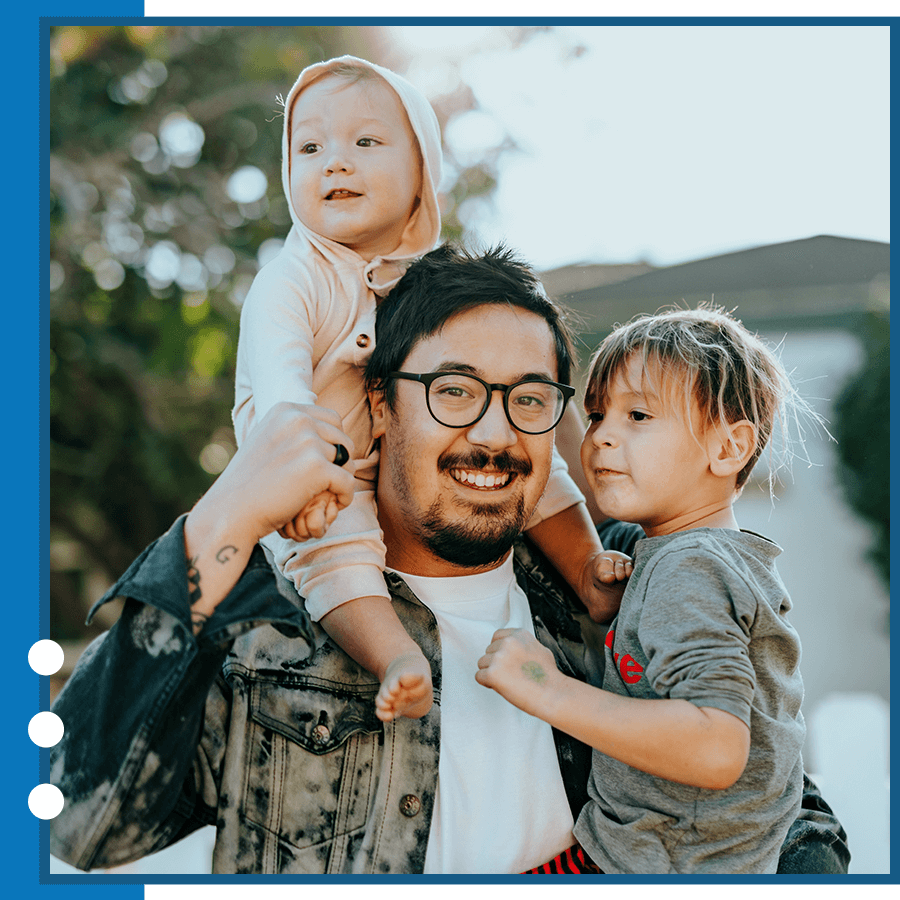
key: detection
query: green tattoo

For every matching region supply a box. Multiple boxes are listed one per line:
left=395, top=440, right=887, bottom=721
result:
left=522, top=661, right=547, bottom=684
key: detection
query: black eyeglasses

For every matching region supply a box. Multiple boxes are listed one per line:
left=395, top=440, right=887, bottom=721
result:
left=387, top=371, right=575, bottom=435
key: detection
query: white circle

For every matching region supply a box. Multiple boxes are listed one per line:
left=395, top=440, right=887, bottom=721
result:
left=28, top=640, right=64, bottom=676
left=227, top=165, right=268, bottom=204
left=29, top=711, right=64, bottom=748
left=28, top=784, right=65, bottom=820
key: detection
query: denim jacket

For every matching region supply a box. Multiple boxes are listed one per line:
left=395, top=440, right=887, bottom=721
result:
left=49, top=516, right=849, bottom=874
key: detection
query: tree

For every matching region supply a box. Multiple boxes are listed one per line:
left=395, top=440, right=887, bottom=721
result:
left=48, top=24, right=513, bottom=639
left=832, top=311, right=890, bottom=592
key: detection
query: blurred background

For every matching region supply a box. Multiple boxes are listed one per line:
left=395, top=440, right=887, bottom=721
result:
left=47, top=23, right=888, bottom=873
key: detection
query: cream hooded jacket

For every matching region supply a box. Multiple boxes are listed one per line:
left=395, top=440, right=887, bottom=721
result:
left=233, top=56, right=582, bottom=620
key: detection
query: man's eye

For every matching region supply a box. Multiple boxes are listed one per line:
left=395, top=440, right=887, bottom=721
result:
left=435, top=384, right=475, bottom=400
left=514, top=394, right=547, bottom=409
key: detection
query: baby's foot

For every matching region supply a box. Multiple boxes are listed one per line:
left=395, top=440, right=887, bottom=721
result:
left=375, top=651, right=434, bottom=722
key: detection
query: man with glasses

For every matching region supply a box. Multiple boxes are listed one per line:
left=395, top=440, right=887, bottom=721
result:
left=50, top=245, right=848, bottom=875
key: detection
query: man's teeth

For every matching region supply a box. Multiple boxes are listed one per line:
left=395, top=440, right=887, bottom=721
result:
left=451, top=469, right=510, bottom=488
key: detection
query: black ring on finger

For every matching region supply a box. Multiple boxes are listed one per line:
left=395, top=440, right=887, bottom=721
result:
left=333, top=443, right=350, bottom=467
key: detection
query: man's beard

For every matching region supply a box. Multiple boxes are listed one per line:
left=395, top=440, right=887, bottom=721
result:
left=417, top=448, right=534, bottom=569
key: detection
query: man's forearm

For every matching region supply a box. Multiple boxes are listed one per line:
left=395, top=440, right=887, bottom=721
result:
left=184, top=492, right=257, bottom=633
left=181, top=401, right=358, bottom=632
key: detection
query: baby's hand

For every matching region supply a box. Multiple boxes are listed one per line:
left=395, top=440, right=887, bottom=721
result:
left=593, top=550, right=633, bottom=584
left=579, top=550, right=633, bottom=623
left=278, top=491, right=340, bottom=541
left=475, top=628, right=561, bottom=719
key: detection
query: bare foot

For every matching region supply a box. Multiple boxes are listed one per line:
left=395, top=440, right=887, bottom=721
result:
left=375, top=651, right=434, bottom=722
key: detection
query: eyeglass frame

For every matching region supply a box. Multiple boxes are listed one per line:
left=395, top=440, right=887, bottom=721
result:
left=385, top=370, right=576, bottom=435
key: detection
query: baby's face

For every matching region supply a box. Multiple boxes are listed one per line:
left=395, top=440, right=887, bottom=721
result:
left=289, top=74, right=422, bottom=260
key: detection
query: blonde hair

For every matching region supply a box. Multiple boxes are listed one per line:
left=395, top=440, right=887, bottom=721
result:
left=584, top=304, right=823, bottom=492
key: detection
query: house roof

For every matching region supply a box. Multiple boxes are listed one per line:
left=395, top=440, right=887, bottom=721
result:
left=547, top=235, right=890, bottom=341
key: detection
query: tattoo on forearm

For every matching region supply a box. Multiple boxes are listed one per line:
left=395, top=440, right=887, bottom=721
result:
left=187, top=555, right=204, bottom=635
left=522, top=661, right=547, bottom=684
left=187, top=546, right=239, bottom=635
left=187, top=555, right=202, bottom=604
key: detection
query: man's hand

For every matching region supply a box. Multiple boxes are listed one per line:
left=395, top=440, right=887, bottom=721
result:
left=207, top=402, right=356, bottom=544
left=578, top=549, right=633, bottom=624
left=475, top=628, right=564, bottom=721
left=184, top=403, right=357, bottom=632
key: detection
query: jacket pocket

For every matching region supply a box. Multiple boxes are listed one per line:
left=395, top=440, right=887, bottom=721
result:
left=240, top=677, right=383, bottom=870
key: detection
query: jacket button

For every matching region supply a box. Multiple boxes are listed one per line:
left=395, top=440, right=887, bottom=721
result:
left=356, top=334, right=370, bottom=348
left=311, top=724, right=330, bottom=745
left=399, top=794, right=421, bottom=817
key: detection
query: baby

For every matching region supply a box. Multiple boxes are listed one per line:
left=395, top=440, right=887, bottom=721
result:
left=478, top=306, right=815, bottom=873
left=234, top=55, right=628, bottom=722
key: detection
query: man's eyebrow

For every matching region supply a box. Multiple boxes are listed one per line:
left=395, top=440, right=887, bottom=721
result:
left=432, top=362, right=557, bottom=382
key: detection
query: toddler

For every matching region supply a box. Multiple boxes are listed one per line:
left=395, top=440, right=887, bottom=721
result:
left=234, top=55, right=628, bottom=722
left=477, top=306, right=817, bottom=873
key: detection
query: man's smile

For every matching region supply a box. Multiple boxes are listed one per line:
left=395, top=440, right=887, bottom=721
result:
left=439, top=449, right=532, bottom=495
left=450, top=468, right=513, bottom=489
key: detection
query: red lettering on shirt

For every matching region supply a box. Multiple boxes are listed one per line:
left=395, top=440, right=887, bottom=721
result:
left=620, top=654, right=644, bottom=684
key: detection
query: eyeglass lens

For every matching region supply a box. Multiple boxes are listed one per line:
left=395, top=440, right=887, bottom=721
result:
left=426, top=373, right=565, bottom=433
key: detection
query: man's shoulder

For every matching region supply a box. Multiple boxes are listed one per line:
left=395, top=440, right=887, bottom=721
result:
left=512, top=538, right=584, bottom=644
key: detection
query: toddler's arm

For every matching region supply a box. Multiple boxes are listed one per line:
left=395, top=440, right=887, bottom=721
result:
left=476, top=628, right=750, bottom=790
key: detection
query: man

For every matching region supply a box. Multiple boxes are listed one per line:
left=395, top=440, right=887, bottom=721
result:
left=49, top=245, right=848, bottom=875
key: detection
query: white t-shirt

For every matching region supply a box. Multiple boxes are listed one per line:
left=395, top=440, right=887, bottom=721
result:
left=392, top=555, right=575, bottom=874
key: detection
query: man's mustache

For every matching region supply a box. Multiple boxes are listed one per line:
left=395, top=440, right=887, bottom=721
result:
left=438, top=448, right=532, bottom=478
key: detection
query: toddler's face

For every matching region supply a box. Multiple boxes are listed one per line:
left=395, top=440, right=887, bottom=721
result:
left=289, top=74, right=422, bottom=260
left=581, top=354, right=721, bottom=536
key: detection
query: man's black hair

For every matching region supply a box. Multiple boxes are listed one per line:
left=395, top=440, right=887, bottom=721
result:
left=365, top=243, right=575, bottom=407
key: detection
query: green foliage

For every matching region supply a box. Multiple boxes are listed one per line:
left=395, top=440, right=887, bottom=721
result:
left=832, top=311, right=890, bottom=589
left=48, top=25, right=507, bottom=640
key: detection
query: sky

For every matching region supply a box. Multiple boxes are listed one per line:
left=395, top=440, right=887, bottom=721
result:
left=391, top=24, right=890, bottom=271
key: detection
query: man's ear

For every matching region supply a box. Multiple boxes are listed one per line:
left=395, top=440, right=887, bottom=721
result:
left=708, top=420, right=757, bottom=478
left=369, top=389, right=388, bottom=439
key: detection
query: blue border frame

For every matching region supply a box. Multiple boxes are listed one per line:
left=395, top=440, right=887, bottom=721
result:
left=15, top=10, right=896, bottom=896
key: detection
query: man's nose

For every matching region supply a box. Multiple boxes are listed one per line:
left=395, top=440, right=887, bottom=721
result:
left=466, top=391, right=518, bottom=451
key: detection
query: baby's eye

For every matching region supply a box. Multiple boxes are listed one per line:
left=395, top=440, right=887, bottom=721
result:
left=629, top=410, right=651, bottom=422
left=357, top=137, right=380, bottom=147
left=586, top=412, right=604, bottom=424
left=298, top=142, right=320, bottom=155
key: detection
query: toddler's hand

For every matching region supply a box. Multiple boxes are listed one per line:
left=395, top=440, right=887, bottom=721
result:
left=475, top=628, right=562, bottom=719
left=579, top=550, right=633, bottom=623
